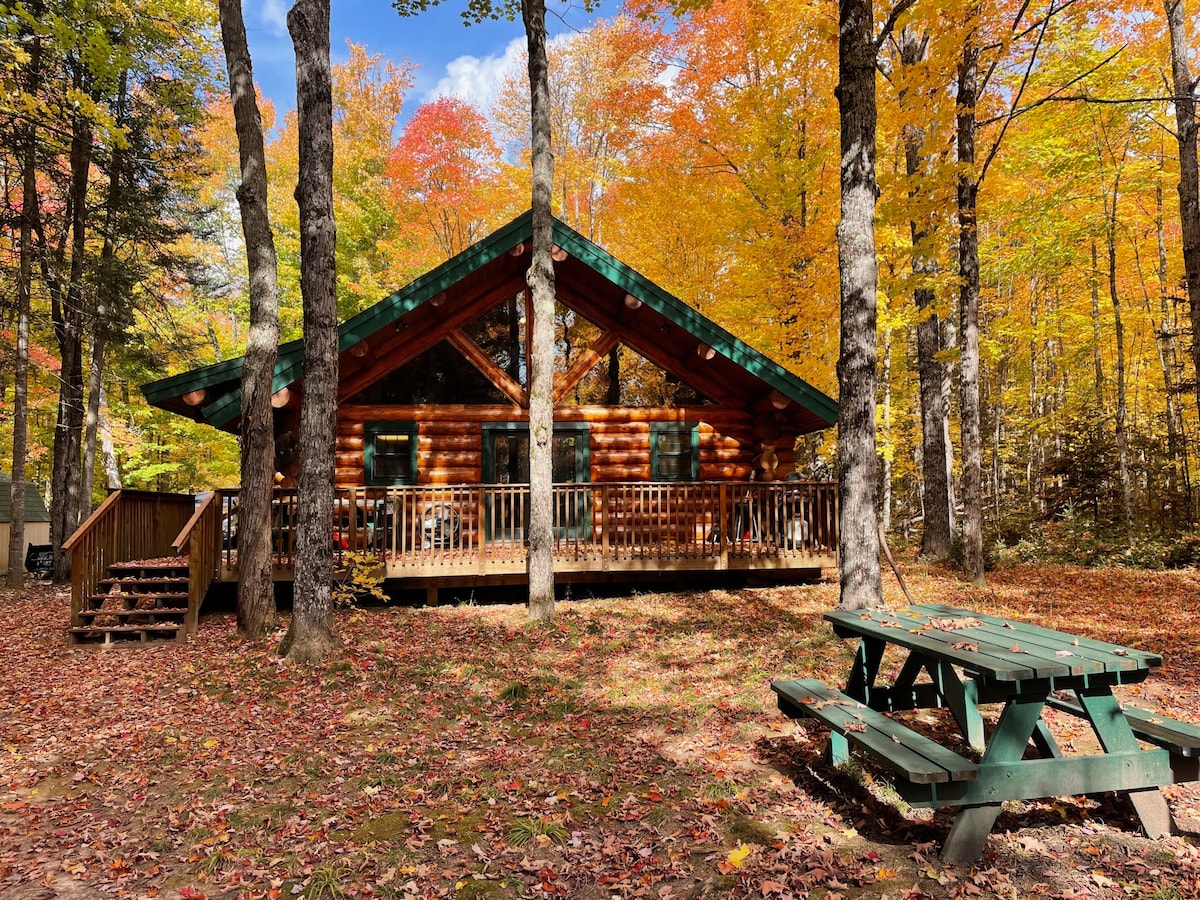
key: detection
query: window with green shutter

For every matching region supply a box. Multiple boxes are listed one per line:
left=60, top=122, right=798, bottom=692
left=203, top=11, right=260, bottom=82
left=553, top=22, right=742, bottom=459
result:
left=364, top=422, right=418, bottom=485
left=650, top=422, right=699, bottom=482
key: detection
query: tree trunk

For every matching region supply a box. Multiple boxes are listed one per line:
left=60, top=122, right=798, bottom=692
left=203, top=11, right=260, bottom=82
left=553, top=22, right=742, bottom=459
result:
left=1155, top=175, right=1188, bottom=519
left=84, top=71, right=127, bottom=516
left=523, top=0, right=557, bottom=623
left=835, top=0, right=883, bottom=610
left=898, top=25, right=952, bottom=560
left=881, top=324, right=893, bottom=533
left=221, top=0, right=282, bottom=639
left=100, top=386, right=121, bottom=490
left=50, top=63, right=93, bottom=582
left=956, top=16, right=985, bottom=587
left=1091, top=240, right=1104, bottom=401
left=281, top=0, right=341, bottom=663
left=1164, top=0, right=1200, bottom=419
left=1106, top=180, right=1135, bottom=544
left=7, top=31, right=38, bottom=588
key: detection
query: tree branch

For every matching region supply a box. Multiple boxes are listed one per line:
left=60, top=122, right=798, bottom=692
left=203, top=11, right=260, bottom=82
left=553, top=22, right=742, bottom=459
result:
left=874, top=0, right=919, bottom=54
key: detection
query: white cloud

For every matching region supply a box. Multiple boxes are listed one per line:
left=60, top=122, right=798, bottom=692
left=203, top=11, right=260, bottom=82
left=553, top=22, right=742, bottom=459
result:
left=261, top=0, right=288, bottom=36
left=423, top=37, right=525, bottom=111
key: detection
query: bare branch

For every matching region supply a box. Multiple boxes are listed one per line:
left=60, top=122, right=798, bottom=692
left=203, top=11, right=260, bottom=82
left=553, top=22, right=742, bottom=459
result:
left=977, top=45, right=1127, bottom=128
left=874, top=0, right=919, bottom=54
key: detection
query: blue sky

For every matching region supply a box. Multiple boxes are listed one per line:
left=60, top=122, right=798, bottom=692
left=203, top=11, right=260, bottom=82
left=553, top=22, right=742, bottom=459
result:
left=242, top=0, right=624, bottom=122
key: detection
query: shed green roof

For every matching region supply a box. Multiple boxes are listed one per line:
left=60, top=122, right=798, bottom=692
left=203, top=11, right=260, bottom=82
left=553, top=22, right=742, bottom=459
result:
left=0, top=474, right=51, bottom=524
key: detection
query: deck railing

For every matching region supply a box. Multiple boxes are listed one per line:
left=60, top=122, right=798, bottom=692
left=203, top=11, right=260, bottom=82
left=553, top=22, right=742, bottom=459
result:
left=62, top=489, right=198, bottom=627
left=170, top=491, right=223, bottom=635
left=216, top=481, right=838, bottom=573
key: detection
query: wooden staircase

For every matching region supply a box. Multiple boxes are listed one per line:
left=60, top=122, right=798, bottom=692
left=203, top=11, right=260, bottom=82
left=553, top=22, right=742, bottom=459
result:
left=69, top=559, right=191, bottom=645
left=64, top=490, right=222, bottom=648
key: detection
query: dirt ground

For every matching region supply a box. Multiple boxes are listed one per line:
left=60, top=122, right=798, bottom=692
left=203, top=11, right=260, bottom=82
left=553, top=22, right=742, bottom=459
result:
left=2, top=563, right=1200, bottom=899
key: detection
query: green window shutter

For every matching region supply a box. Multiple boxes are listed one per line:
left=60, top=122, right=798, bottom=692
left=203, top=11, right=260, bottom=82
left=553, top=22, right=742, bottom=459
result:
left=364, top=422, right=418, bottom=485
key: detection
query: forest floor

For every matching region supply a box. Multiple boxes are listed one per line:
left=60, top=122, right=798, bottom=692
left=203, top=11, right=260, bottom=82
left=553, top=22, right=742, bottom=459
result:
left=3, top=563, right=1200, bottom=899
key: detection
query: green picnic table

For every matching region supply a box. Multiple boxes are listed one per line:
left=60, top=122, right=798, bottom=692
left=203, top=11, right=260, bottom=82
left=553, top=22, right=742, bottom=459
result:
left=772, top=602, right=1200, bottom=862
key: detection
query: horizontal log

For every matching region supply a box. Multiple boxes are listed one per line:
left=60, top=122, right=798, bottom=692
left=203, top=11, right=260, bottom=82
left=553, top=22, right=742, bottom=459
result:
left=418, top=435, right=479, bottom=452
left=700, top=464, right=754, bottom=480
left=593, top=467, right=652, bottom=482
left=699, top=448, right=752, bottom=463
left=422, top=451, right=481, bottom=468
left=418, top=468, right=482, bottom=485
left=338, top=405, right=753, bottom=424
left=336, top=451, right=364, bottom=467
left=590, top=426, right=650, bottom=440
left=337, top=436, right=365, bottom=452
left=594, top=451, right=656, bottom=467
left=182, top=389, right=206, bottom=406
left=418, top=422, right=484, bottom=437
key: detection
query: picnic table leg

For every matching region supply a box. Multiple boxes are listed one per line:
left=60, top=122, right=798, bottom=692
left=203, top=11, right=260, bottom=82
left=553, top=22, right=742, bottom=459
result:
left=845, top=638, right=885, bottom=705
left=942, top=803, right=1002, bottom=863
left=931, top=661, right=985, bottom=751
left=1076, top=689, right=1174, bottom=838
left=942, top=693, right=1046, bottom=861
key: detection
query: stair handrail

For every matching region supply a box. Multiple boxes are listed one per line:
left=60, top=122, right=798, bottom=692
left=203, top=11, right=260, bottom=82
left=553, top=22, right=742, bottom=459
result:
left=171, top=490, right=220, bottom=554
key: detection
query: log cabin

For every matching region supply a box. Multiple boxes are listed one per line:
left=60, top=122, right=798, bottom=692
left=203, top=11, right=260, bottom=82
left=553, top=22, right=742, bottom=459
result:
left=65, top=213, right=839, bottom=644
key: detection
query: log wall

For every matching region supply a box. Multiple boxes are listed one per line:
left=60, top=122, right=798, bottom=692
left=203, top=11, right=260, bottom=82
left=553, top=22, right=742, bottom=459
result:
left=330, top=404, right=786, bottom=488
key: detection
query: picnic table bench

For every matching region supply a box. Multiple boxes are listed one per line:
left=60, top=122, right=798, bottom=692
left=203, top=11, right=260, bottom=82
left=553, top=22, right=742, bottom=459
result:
left=772, top=602, right=1195, bottom=861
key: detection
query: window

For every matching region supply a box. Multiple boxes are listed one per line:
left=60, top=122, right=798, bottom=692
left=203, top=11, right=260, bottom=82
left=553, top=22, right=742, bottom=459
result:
left=651, top=422, right=699, bottom=482
left=364, top=422, right=418, bottom=485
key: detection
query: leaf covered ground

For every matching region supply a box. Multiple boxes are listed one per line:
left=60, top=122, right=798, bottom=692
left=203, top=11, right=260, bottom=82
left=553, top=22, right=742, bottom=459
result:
left=3, top=564, right=1200, bottom=899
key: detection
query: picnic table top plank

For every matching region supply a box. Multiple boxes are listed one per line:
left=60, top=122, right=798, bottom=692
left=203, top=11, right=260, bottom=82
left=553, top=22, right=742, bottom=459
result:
left=826, top=604, right=1160, bottom=685
left=826, top=608, right=1058, bottom=681
left=917, top=603, right=1160, bottom=668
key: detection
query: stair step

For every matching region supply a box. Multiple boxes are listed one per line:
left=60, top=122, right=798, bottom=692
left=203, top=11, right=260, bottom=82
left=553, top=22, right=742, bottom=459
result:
left=78, top=608, right=188, bottom=618
left=88, top=592, right=188, bottom=603
left=99, top=577, right=189, bottom=589
left=69, top=623, right=184, bottom=646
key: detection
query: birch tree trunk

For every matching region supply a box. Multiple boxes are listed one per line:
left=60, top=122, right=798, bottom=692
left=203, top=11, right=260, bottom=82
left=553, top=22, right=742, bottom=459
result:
left=1164, top=0, right=1200, bottom=418
left=7, top=31, right=38, bottom=588
left=281, top=0, right=341, bottom=663
left=835, top=0, right=883, bottom=610
left=220, top=0, right=282, bottom=639
left=523, top=0, right=557, bottom=623
left=1106, top=180, right=1135, bottom=544
left=957, top=16, right=986, bottom=587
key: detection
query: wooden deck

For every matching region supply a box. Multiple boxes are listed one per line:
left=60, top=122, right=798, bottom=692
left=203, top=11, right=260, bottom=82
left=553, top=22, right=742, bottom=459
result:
left=65, top=482, right=838, bottom=640
left=212, top=481, right=838, bottom=582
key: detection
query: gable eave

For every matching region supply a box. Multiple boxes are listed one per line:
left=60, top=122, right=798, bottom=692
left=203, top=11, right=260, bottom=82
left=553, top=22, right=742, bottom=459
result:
left=144, top=210, right=837, bottom=431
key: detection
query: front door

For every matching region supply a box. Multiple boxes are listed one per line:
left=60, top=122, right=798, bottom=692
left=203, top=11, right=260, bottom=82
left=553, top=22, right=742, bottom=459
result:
left=483, top=423, right=590, bottom=539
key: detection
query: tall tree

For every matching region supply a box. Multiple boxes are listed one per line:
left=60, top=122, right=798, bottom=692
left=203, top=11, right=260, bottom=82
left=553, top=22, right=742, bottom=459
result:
left=281, top=0, right=342, bottom=663
left=895, top=23, right=953, bottom=560
left=522, top=0, right=556, bottom=622
left=835, top=0, right=913, bottom=609
left=6, top=20, right=38, bottom=588
left=220, top=0, right=282, bottom=639
left=956, top=4, right=985, bottom=586
left=1164, top=0, right=1200, bottom=416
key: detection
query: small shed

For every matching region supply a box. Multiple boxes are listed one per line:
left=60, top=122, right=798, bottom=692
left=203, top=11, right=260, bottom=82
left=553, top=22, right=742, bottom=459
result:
left=0, top=474, right=52, bottom=574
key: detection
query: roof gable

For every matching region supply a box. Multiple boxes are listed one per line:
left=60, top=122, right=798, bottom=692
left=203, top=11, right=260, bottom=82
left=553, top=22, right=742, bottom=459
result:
left=143, top=212, right=836, bottom=430
left=0, top=475, right=51, bottom=524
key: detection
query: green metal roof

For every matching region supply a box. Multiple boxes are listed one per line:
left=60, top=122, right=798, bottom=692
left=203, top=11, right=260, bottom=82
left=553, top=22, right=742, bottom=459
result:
left=142, top=212, right=837, bottom=429
left=0, top=474, right=51, bottom=524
